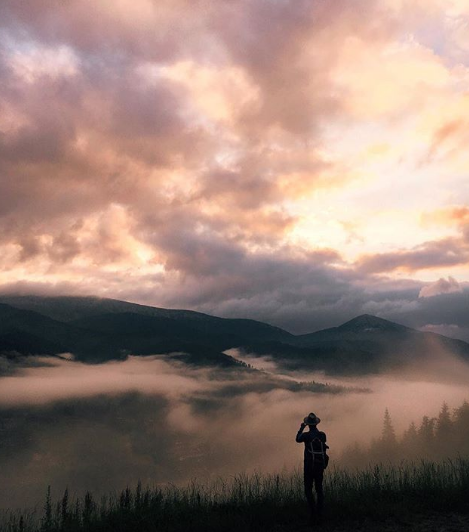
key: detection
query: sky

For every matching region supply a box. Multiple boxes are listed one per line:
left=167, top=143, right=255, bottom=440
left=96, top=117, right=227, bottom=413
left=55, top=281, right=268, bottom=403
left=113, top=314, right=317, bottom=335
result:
left=0, top=0, right=469, bottom=337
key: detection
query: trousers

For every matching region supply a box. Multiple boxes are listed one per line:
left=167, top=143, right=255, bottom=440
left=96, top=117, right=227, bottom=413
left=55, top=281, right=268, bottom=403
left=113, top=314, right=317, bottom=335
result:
left=303, top=461, right=324, bottom=516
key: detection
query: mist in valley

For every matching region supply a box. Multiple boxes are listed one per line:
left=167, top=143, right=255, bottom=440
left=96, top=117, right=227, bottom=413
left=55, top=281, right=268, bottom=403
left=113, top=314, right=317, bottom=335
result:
left=1, top=350, right=468, bottom=510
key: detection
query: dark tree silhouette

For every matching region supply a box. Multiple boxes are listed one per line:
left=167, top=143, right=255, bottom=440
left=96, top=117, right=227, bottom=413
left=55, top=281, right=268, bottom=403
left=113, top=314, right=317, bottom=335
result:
left=436, top=403, right=452, bottom=436
left=401, top=421, right=418, bottom=458
left=418, top=415, right=435, bottom=456
left=453, top=400, right=469, bottom=454
left=339, top=400, right=469, bottom=467
left=382, top=408, right=396, bottom=445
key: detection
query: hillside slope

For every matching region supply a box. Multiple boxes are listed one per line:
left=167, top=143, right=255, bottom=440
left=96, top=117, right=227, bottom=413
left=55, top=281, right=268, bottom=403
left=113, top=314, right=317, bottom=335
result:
left=0, top=295, right=292, bottom=342
left=233, top=314, right=469, bottom=373
left=0, top=303, right=238, bottom=366
left=1, top=297, right=469, bottom=374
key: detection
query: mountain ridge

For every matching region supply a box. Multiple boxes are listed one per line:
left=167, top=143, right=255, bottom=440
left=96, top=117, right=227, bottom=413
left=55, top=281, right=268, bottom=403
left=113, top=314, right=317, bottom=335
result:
left=337, top=313, right=412, bottom=332
left=0, top=295, right=468, bottom=374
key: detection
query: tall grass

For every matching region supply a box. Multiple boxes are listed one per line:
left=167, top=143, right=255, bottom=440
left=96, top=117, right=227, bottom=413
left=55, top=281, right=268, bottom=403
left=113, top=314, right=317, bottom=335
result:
left=3, top=459, right=469, bottom=532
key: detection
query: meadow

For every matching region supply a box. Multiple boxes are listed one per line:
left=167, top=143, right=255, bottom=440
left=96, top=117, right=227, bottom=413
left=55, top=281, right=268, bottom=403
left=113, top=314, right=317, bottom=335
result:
left=3, top=459, right=469, bottom=532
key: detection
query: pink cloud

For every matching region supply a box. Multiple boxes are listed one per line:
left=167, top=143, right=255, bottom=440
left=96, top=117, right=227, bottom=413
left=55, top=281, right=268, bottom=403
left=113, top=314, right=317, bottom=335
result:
left=419, top=276, right=463, bottom=298
left=0, top=0, right=468, bottom=332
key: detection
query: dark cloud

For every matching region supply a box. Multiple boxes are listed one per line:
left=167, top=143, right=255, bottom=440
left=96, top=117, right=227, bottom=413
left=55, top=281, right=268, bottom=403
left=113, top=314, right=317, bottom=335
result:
left=357, top=238, right=469, bottom=274
left=212, top=0, right=396, bottom=136
left=0, top=0, right=467, bottom=343
left=387, top=289, right=469, bottom=340
left=0, top=0, right=202, bottom=62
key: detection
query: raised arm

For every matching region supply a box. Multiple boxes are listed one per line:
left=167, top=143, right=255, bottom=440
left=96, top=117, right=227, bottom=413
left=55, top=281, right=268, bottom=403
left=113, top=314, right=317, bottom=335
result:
left=296, top=422, right=306, bottom=442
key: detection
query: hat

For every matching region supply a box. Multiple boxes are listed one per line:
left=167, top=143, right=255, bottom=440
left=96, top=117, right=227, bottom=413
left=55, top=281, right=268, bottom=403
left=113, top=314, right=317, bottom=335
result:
left=304, top=412, right=321, bottom=425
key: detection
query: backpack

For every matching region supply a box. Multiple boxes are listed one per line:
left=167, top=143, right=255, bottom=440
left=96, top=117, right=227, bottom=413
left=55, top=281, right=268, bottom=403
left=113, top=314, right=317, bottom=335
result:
left=308, top=436, right=330, bottom=469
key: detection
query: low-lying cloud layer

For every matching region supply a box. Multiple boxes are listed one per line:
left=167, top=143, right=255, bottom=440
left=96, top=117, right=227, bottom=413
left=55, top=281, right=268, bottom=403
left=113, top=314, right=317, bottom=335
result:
left=1, top=353, right=468, bottom=510
left=0, top=0, right=469, bottom=337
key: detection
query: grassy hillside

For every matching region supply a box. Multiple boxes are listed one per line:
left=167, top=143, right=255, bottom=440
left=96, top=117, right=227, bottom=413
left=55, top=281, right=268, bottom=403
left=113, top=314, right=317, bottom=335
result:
left=3, top=460, right=469, bottom=532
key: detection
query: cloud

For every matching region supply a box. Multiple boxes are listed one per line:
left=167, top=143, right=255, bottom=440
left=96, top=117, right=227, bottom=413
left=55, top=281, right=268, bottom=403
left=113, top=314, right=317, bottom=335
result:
left=2, top=0, right=469, bottom=513
left=357, top=238, right=469, bottom=274
left=0, top=0, right=468, bottom=340
left=426, top=119, right=465, bottom=161
left=419, top=323, right=463, bottom=338
left=0, top=355, right=210, bottom=406
left=420, top=206, right=469, bottom=228
left=419, top=276, right=463, bottom=298
left=1, top=351, right=469, bottom=510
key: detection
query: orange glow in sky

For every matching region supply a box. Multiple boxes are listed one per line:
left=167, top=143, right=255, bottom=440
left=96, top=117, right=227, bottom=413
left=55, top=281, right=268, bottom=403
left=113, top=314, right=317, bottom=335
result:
left=0, top=0, right=468, bottom=334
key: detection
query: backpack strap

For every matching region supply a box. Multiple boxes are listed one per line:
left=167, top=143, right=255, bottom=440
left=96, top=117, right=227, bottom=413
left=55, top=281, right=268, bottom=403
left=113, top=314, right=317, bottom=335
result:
left=308, top=437, right=326, bottom=465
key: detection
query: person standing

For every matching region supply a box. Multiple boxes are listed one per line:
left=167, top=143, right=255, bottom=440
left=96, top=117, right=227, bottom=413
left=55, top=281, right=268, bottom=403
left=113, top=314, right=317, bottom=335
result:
left=296, top=412, right=329, bottom=523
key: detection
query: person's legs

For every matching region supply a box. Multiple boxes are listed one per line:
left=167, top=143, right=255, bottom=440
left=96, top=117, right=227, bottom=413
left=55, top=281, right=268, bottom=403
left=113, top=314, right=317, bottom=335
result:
left=313, top=466, right=324, bottom=519
left=303, top=461, right=315, bottom=515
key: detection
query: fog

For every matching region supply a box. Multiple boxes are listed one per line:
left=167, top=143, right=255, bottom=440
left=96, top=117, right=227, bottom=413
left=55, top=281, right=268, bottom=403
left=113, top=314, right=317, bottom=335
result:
left=227, top=348, right=469, bottom=443
left=1, top=352, right=468, bottom=510
left=0, top=355, right=213, bottom=405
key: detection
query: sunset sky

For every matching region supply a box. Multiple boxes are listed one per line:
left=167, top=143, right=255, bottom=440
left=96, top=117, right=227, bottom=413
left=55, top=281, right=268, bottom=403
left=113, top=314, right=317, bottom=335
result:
left=0, top=0, right=468, bottom=338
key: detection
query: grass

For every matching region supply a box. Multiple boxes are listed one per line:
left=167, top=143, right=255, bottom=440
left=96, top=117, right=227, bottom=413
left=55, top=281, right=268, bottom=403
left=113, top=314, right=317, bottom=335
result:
left=2, top=459, right=469, bottom=531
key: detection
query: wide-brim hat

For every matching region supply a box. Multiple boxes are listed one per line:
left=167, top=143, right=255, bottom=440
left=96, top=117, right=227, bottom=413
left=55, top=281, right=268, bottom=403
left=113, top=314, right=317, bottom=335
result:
left=304, top=412, right=321, bottom=425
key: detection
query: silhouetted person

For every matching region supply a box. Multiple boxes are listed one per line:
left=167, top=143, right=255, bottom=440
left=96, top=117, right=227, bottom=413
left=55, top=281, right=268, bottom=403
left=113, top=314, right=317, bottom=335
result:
left=296, top=412, right=329, bottom=524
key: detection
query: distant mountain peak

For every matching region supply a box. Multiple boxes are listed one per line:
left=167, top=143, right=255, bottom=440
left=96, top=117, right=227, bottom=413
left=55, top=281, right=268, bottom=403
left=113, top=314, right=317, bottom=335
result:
left=338, top=314, right=409, bottom=333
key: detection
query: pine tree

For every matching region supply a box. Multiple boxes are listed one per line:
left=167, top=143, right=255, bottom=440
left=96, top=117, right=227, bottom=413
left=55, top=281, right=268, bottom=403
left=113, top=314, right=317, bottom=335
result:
left=436, top=403, right=452, bottom=436
left=401, top=421, right=418, bottom=458
left=453, top=400, right=469, bottom=455
left=382, top=408, right=396, bottom=445
left=83, top=492, right=94, bottom=527
left=434, top=402, right=453, bottom=455
left=418, top=415, right=435, bottom=457
left=378, top=408, right=397, bottom=461
left=403, top=421, right=417, bottom=441
left=41, top=486, right=52, bottom=532
left=61, top=488, right=69, bottom=530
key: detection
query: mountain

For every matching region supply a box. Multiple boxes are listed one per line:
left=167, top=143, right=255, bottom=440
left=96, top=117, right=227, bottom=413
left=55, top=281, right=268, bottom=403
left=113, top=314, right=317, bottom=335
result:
left=0, top=303, right=85, bottom=353
left=0, top=295, right=292, bottom=342
left=1, top=296, right=469, bottom=374
left=0, top=303, right=239, bottom=366
left=243, top=314, right=469, bottom=373
left=0, top=296, right=293, bottom=367
left=293, top=314, right=412, bottom=347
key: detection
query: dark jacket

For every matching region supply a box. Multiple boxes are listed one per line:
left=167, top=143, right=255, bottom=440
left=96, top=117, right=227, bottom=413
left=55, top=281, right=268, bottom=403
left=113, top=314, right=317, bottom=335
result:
left=296, top=426, right=328, bottom=465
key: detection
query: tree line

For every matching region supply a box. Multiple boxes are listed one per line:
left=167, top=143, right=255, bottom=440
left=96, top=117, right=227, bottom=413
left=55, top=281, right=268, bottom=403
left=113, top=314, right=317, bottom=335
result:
left=340, top=400, right=469, bottom=467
